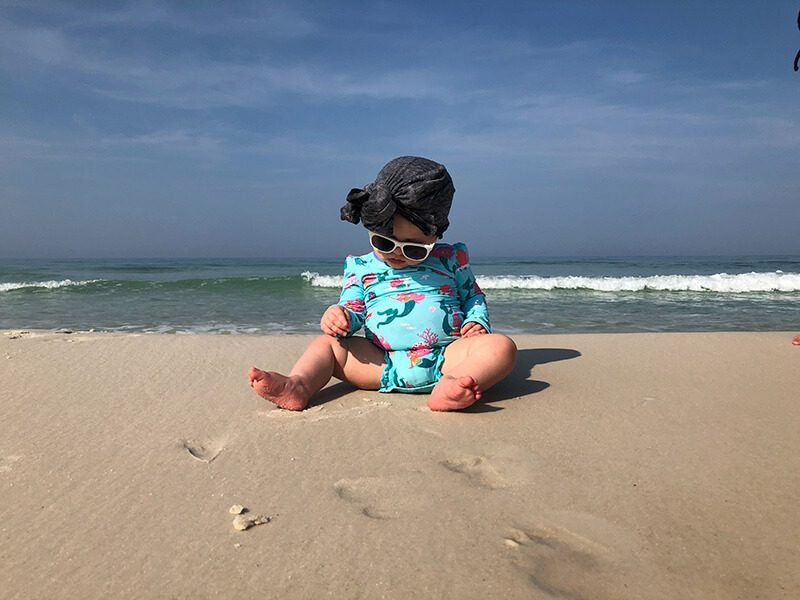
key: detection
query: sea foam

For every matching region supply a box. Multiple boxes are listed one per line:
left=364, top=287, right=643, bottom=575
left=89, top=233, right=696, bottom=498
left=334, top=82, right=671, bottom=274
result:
left=0, top=279, right=100, bottom=293
left=301, top=271, right=800, bottom=293
left=301, top=272, right=341, bottom=288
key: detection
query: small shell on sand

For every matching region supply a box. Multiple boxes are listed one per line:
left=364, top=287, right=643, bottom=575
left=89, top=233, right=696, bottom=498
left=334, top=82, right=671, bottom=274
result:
left=232, top=514, right=271, bottom=531
left=229, top=504, right=245, bottom=515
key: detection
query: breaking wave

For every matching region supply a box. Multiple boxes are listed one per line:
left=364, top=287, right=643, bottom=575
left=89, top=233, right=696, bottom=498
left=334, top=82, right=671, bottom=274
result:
left=301, top=271, right=800, bottom=293
left=0, top=279, right=100, bottom=293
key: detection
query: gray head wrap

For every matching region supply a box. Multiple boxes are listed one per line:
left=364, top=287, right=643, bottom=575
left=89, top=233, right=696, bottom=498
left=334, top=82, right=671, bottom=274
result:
left=340, top=156, right=454, bottom=238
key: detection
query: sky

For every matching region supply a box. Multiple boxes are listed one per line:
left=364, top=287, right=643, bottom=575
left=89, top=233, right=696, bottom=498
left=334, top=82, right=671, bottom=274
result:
left=1, top=0, right=799, bottom=258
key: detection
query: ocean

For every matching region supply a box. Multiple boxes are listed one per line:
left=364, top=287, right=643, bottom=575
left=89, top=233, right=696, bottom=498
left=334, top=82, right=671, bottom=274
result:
left=1, top=256, right=798, bottom=335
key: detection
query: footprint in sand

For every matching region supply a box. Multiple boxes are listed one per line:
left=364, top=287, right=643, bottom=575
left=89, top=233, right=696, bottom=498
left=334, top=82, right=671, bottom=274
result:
left=504, top=513, right=661, bottom=600
left=181, top=438, right=225, bottom=463
left=440, top=456, right=508, bottom=489
left=333, top=477, right=400, bottom=520
left=0, top=455, right=22, bottom=474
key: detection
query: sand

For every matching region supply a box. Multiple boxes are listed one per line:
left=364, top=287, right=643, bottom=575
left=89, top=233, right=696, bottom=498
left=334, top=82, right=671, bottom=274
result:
left=1, top=330, right=799, bottom=599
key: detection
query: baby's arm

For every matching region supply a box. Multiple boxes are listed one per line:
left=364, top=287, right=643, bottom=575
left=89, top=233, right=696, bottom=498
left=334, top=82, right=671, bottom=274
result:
left=453, top=244, right=491, bottom=336
left=332, top=256, right=367, bottom=336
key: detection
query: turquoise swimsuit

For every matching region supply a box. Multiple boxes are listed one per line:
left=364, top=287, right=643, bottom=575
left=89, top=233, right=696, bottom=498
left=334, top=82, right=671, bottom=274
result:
left=338, top=242, right=491, bottom=393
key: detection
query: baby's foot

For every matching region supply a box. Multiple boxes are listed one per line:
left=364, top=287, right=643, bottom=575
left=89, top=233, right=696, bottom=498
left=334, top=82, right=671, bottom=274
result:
left=793, top=335, right=800, bottom=346
left=248, top=367, right=310, bottom=411
left=427, top=375, right=482, bottom=411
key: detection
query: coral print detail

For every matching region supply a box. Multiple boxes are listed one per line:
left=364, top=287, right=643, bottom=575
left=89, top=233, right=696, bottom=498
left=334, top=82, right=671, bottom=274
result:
left=407, top=329, right=441, bottom=368
left=439, top=284, right=453, bottom=296
left=406, top=329, right=442, bottom=369
left=431, top=246, right=453, bottom=259
left=417, top=328, right=439, bottom=347
left=362, top=273, right=377, bottom=286
left=390, top=278, right=405, bottom=288
left=343, top=299, right=366, bottom=313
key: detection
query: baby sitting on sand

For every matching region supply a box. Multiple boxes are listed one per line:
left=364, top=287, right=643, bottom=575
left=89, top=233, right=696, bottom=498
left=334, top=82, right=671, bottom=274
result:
left=249, top=156, right=517, bottom=411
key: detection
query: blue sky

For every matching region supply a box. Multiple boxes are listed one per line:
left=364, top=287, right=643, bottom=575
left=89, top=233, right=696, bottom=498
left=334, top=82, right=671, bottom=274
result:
left=1, top=0, right=799, bottom=258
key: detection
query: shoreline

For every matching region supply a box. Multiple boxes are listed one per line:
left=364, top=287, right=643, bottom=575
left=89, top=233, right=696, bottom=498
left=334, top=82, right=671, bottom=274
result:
left=3, top=255, right=800, bottom=338
left=3, top=327, right=799, bottom=337
left=2, top=330, right=799, bottom=598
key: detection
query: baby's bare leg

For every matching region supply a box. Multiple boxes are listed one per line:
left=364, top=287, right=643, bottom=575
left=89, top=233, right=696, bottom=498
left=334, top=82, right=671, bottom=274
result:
left=428, top=334, right=517, bottom=411
left=249, top=335, right=385, bottom=411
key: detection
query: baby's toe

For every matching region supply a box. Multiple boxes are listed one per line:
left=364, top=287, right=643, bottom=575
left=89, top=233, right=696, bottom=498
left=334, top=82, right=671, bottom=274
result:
left=457, top=375, right=475, bottom=388
left=249, top=367, right=268, bottom=382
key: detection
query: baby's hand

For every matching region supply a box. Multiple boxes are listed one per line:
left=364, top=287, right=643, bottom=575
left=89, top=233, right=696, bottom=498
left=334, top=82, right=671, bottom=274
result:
left=460, top=322, right=487, bottom=338
left=321, top=304, right=350, bottom=337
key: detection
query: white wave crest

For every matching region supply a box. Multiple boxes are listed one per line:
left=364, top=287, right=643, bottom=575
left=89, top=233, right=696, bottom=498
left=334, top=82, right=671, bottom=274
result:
left=301, top=271, right=341, bottom=288
left=477, top=272, right=800, bottom=292
left=0, top=279, right=100, bottom=293
left=301, top=271, right=800, bottom=293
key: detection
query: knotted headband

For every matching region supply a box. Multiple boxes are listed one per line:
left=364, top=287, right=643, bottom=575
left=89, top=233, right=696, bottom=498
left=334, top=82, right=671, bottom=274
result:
left=340, top=156, right=455, bottom=238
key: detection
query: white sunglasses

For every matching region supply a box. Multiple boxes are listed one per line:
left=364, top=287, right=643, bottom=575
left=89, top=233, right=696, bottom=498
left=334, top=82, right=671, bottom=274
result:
left=368, top=232, right=435, bottom=261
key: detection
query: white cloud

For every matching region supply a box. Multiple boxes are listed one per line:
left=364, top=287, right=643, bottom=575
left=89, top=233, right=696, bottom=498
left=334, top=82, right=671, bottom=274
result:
left=2, top=1, right=317, bottom=37
left=2, top=4, right=798, bottom=172
left=0, top=14, right=452, bottom=109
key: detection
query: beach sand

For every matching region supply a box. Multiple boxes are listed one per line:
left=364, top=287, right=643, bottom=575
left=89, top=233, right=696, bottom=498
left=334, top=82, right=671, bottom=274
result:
left=1, top=330, right=798, bottom=599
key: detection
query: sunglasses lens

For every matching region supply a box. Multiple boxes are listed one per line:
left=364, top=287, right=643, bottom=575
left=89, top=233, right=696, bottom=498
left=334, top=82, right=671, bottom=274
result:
left=370, top=234, right=396, bottom=252
left=403, top=245, right=429, bottom=260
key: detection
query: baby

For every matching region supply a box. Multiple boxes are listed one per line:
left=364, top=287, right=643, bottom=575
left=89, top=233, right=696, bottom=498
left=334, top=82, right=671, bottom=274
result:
left=249, top=156, right=517, bottom=411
